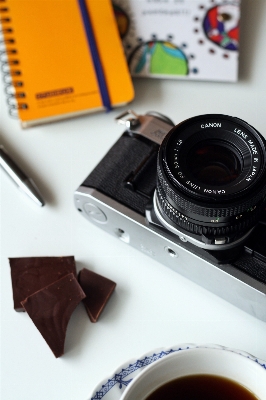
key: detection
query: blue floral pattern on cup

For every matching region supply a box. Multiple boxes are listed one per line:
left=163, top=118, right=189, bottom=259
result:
left=90, top=344, right=266, bottom=400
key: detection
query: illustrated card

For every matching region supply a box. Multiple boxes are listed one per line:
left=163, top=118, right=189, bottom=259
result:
left=113, top=0, right=240, bottom=82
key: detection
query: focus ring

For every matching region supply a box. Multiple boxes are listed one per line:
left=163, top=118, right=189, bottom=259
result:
left=157, top=164, right=266, bottom=218
left=156, top=185, right=261, bottom=238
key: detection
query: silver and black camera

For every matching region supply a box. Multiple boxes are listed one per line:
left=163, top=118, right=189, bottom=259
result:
left=74, top=111, right=266, bottom=321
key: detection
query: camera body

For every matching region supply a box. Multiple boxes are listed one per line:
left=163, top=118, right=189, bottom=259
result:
left=74, top=111, right=266, bottom=322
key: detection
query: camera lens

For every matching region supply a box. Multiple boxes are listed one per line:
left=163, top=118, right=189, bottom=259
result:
left=187, top=141, right=242, bottom=186
left=155, top=115, right=266, bottom=249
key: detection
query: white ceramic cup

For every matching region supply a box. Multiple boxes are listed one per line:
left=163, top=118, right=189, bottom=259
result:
left=120, top=346, right=266, bottom=400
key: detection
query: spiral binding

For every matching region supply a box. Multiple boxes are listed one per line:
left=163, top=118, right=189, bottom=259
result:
left=0, top=0, right=28, bottom=117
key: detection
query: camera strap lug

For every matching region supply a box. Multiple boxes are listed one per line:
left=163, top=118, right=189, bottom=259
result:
left=115, top=110, right=141, bottom=129
left=115, top=110, right=174, bottom=145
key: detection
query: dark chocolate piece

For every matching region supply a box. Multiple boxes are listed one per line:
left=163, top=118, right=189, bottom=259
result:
left=9, top=256, right=76, bottom=311
left=21, top=273, right=85, bottom=358
left=78, top=268, right=116, bottom=322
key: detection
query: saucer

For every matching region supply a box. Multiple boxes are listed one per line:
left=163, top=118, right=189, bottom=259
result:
left=88, top=343, right=266, bottom=400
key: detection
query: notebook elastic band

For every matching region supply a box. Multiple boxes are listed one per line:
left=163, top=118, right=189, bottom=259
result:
left=77, top=0, right=112, bottom=112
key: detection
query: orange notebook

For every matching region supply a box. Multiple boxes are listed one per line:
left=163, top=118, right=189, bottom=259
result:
left=0, top=0, right=134, bottom=127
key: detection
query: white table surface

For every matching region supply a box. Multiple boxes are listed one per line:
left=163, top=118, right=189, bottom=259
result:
left=1, top=1, right=266, bottom=399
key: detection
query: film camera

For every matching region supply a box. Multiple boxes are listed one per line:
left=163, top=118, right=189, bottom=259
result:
left=74, top=111, right=266, bottom=321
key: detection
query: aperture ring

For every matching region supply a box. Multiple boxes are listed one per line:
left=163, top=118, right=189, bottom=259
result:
left=156, top=184, right=262, bottom=239
left=157, top=163, right=266, bottom=218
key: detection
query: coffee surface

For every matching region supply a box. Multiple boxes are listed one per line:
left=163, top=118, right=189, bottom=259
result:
left=145, top=374, right=258, bottom=400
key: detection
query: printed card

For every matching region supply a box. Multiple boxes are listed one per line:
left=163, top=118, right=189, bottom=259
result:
left=113, top=0, right=240, bottom=82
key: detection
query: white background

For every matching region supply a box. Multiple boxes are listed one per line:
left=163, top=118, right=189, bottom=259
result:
left=1, top=1, right=266, bottom=399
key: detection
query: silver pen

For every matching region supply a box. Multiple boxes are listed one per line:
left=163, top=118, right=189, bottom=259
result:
left=0, top=145, right=45, bottom=207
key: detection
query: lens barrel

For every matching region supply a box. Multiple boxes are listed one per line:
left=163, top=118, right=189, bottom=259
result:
left=156, top=115, right=266, bottom=248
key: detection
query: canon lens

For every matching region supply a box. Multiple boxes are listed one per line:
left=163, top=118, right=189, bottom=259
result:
left=155, top=115, right=266, bottom=249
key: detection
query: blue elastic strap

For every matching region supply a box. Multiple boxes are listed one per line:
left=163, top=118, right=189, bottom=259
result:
left=78, top=0, right=112, bottom=111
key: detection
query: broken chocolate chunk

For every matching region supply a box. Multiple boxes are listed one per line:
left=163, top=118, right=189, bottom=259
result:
left=21, top=273, right=85, bottom=358
left=78, top=268, right=116, bottom=322
left=9, top=256, right=76, bottom=311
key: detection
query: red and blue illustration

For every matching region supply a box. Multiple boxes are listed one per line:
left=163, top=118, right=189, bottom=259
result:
left=203, top=4, right=239, bottom=51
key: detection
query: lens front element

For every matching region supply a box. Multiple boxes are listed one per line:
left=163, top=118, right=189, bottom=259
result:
left=187, top=141, right=242, bottom=186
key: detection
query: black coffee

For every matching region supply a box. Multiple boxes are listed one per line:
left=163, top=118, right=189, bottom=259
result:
left=145, top=374, right=258, bottom=400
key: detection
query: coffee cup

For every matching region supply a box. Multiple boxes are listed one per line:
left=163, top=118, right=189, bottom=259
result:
left=120, top=345, right=266, bottom=400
